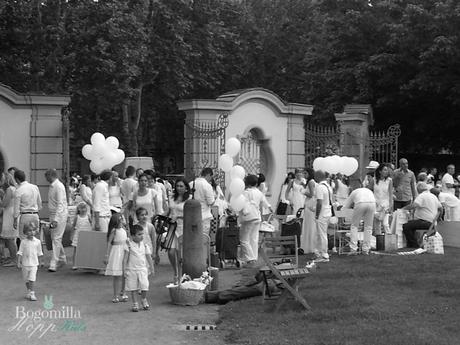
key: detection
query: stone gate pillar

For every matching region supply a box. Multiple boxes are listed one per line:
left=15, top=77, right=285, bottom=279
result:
left=335, top=104, right=373, bottom=187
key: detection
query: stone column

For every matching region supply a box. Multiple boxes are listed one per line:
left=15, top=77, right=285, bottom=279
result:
left=335, top=105, right=373, bottom=188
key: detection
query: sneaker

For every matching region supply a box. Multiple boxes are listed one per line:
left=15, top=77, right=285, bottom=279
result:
left=25, top=291, right=31, bottom=300
left=29, top=292, right=37, bottom=301
left=72, top=266, right=78, bottom=270
left=132, top=303, right=139, bottom=312
left=48, top=266, right=57, bottom=272
left=120, top=293, right=129, bottom=302
left=141, top=298, right=150, bottom=310
left=314, top=257, right=330, bottom=263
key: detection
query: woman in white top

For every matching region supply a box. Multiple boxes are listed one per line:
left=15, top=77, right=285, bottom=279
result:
left=133, top=174, right=161, bottom=223
left=334, top=173, right=350, bottom=206
left=373, top=164, right=393, bottom=234
left=167, top=178, right=191, bottom=280
left=239, top=175, right=272, bottom=265
left=108, top=171, right=123, bottom=209
left=301, top=168, right=317, bottom=254
left=286, top=169, right=307, bottom=215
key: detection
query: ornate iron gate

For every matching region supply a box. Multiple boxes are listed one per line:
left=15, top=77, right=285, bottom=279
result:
left=305, top=122, right=341, bottom=168
left=237, top=129, right=264, bottom=175
left=184, top=113, right=228, bottom=185
left=369, top=124, right=401, bottom=167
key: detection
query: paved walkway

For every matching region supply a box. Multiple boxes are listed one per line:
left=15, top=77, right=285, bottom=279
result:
left=0, top=248, right=239, bottom=345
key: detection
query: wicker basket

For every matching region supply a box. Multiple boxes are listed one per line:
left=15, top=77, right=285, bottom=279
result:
left=168, top=286, right=205, bottom=306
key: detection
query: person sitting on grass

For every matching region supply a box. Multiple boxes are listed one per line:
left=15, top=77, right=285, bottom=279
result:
left=402, top=183, right=442, bottom=248
left=123, top=224, right=154, bottom=312
left=17, top=222, right=43, bottom=301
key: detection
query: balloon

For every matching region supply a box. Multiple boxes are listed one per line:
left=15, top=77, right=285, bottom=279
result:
left=91, top=142, right=108, bottom=158
left=114, top=149, right=125, bottom=165
left=313, top=157, right=325, bottom=171
left=230, top=194, right=246, bottom=212
left=229, top=178, right=245, bottom=197
left=328, top=155, right=341, bottom=175
left=226, top=137, right=241, bottom=157
left=105, top=136, right=119, bottom=149
left=343, top=157, right=359, bottom=176
left=90, top=132, right=105, bottom=145
left=218, top=154, right=233, bottom=172
left=82, top=144, right=93, bottom=160
left=321, top=156, right=335, bottom=173
left=89, top=159, right=104, bottom=175
left=329, top=216, right=338, bottom=225
left=230, top=165, right=245, bottom=180
left=102, top=151, right=117, bottom=169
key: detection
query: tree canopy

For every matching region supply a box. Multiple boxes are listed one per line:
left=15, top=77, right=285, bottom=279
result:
left=2, top=0, right=460, bottom=171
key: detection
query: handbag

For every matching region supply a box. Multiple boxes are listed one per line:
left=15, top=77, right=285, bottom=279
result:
left=423, top=232, right=444, bottom=254
left=260, top=214, right=275, bottom=233
left=240, top=192, right=261, bottom=222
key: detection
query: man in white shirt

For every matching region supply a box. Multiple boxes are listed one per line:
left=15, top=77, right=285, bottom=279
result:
left=45, top=169, right=69, bottom=272
left=13, top=170, right=42, bottom=240
left=441, top=164, right=458, bottom=195
left=402, top=183, right=442, bottom=248
left=93, top=170, right=112, bottom=232
left=432, top=188, right=460, bottom=221
left=190, top=168, right=215, bottom=235
left=120, top=166, right=137, bottom=221
left=342, top=186, right=376, bottom=255
left=314, top=170, right=333, bottom=263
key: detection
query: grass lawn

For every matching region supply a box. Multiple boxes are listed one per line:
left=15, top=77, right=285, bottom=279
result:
left=217, top=247, right=460, bottom=345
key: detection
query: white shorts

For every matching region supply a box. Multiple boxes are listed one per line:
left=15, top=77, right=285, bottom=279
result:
left=125, top=269, right=149, bottom=291
left=22, top=266, right=38, bottom=282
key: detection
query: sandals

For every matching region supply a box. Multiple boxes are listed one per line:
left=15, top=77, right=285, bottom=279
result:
left=112, top=297, right=120, bottom=303
left=120, top=293, right=129, bottom=302
left=132, top=302, right=139, bottom=312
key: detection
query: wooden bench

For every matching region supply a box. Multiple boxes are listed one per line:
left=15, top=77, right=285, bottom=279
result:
left=259, top=239, right=311, bottom=312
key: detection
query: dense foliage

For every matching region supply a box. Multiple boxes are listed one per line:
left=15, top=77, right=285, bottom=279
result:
left=1, top=0, right=460, bottom=171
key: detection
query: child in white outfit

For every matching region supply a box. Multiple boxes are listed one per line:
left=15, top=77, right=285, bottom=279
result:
left=71, top=202, right=92, bottom=270
left=123, top=224, right=154, bottom=312
left=17, top=223, right=43, bottom=301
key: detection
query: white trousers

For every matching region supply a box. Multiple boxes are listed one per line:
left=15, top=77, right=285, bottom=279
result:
left=50, top=214, right=68, bottom=268
left=238, top=220, right=260, bottom=262
left=350, top=202, right=376, bottom=252
left=315, top=215, right=331, bottom=259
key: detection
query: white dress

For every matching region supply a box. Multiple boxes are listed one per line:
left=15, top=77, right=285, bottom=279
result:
left=301, top=181, right=317, bottom=253
left=290, top=179, right=306, bottom=215
left=169, top=197, right=185, bottom=249
left=1, top=186, right=17, bottom=239
left=105, top=227, right=128, bottom=276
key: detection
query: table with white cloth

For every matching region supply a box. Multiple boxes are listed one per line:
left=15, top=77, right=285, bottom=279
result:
left=389, top=209, right=410, bottom=248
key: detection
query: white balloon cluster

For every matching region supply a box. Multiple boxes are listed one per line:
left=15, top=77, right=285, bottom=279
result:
left=218, top=137, right=247, bottom=212
left=313, top=155, right=359, bottom=176
left=81, top=132, right=125, bottom=174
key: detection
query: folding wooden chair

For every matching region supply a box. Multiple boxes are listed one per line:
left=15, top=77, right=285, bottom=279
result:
left=259, top=239, right=311, bottom=312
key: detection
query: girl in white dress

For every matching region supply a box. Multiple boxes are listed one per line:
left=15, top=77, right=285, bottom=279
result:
left=286, top=169, right=307, bottom=215
left=167, top=178, right=191, bottom=281
left=105, top=213, right=129, bottom=303
left=301, top=168, right=317, bottom=254
left=373, top=164, right=393, bottom=234
left=109, top=171, right=123, bottom=210
left=71, top=202, right=92, bottom=270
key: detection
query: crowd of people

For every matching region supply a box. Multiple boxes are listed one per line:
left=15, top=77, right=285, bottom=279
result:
left=0, top=159, right=457, bottom=309
left=277, top=159, right=459, bottom=260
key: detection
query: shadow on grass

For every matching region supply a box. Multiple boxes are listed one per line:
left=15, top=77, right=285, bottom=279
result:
left=218, top=247, right=460, bottom=345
